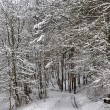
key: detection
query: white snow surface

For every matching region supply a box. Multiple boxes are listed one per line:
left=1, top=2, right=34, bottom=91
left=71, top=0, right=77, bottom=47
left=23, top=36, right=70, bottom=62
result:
left=0, top=93, right=10, bottom=110
left=18, top=86, right=108, bottom=110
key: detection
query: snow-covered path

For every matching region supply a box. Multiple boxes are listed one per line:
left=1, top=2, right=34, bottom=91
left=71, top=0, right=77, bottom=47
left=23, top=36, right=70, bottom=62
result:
left=18, top=90, right=81, bottom=110
left=18, top=89, right=106, bottom=110
left=52, top=93, right=79, bottom=110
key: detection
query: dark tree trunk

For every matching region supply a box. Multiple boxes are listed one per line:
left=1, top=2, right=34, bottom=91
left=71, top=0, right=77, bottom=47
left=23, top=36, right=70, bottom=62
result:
left=83, top=75, right=86, bottom=85
left=69, top=73, right=71, bottom=93
left=72, top=75, right=74, bottom=90
left=64, top=58, right=66, bottom=91
left=78, top=74, right=81, bottom=87
left=61, top=58, right=64, bottom=91
left=12, top=52, right=20, bottom=107
left=74, top=76, right=76, bottom=94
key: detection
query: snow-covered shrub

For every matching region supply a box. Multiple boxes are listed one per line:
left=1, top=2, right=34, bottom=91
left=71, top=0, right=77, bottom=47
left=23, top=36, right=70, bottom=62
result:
left=87, top=77, right=110, bottom=101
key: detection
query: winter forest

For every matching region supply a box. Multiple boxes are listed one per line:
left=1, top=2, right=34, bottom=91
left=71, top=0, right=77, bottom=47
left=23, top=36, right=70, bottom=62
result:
left=0, top=0, right=110, bottom=110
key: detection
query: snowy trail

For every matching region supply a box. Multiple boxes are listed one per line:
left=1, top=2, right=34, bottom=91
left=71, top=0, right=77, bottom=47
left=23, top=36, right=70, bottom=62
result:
left=18, top=90, right=81, bottom=110
left=52, top=93, right=79, bottom=110
left=18, top=90, right=107, bottom=110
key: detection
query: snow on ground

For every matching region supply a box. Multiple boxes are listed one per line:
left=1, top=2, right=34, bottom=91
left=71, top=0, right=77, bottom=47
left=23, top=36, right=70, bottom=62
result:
left=75, top=91, right=105, bottom=110
left=82, top=101, right=103, bottom=110
left=18, top=98, right=58, bottom=110
left=18, top=86, right=109, bottom=110
left=75, top=87, right=109, bottom=110
left=0, top=93, right=9, bottom=110
left=18, top=91, right=79, bottom=110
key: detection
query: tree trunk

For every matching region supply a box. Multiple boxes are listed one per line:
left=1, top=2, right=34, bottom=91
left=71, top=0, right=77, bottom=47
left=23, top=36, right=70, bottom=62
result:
left=78, top=74, right=81, bottom=87
left=12, top=52, right=20, bottom=107
left=68, top=72, right=69, bottom=91
left=64, top=58, right=66, bottom=91
left=72, top=75, right=74, bottom=90
left=61, top=58, right=64, bottom=91
left=39, top=70, right=43, bottom=99
left=9, top=77, right=12, bottom=110
left=74, top=76, right=76, bottom=94
left=69, top=73, right=71, bottom=93
left=83, top=74, right=86, bottom=85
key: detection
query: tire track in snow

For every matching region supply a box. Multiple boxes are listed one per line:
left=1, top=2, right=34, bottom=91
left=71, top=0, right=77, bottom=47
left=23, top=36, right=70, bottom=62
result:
left=52, top=93, right=81, bottom=110
left=57, top=95, right=67, bottom=110
left=52, top=94, right=66, bottom=110
left=70, top=96, right=76, bottom=108
left=74, top=97, right=78, bottom=108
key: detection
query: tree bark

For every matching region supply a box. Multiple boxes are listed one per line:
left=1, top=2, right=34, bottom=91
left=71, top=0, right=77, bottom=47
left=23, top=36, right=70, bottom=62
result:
left=72, top=75, right=74, bottom=90
left=78, top=74, right=81, bottom=87
left=83, top=74, right=86, bottom=85
left=61, top=58, right=64, bottom=91
left=64, top=58, right=66, bottom=91
left=74, top=76, right=76, bottom=94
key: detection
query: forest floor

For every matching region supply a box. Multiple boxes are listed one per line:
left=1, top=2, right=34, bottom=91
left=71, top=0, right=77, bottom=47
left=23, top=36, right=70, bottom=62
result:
left=18, top=85, right=108, bottom=110
left=0, top=92, right=10, bottom=110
